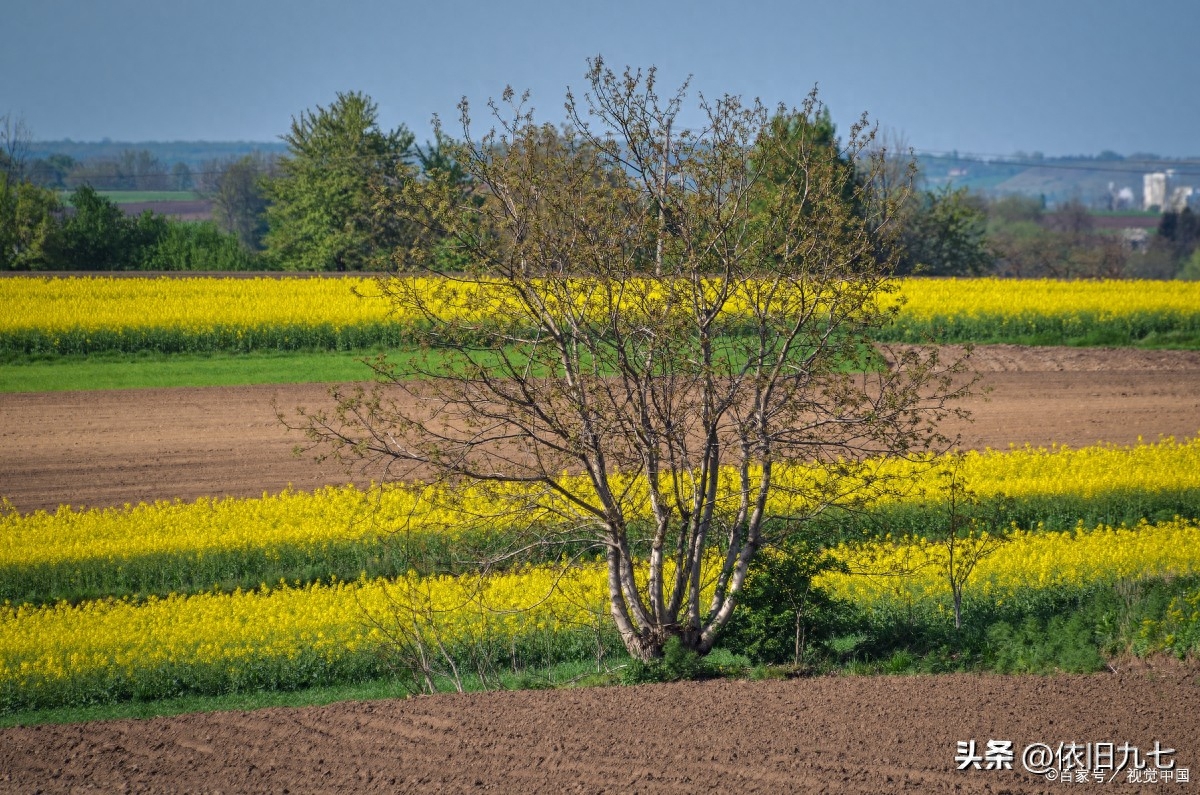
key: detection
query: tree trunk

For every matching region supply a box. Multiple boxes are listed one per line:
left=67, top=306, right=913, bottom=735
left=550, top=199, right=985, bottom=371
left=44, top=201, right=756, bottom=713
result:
left=795, top=611, right=804, bottom=667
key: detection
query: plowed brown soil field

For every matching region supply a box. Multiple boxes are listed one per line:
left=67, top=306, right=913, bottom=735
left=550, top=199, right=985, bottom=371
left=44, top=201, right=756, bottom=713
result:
left=2, top=345, right=1198, bottom=513
left=2, top=345, right=1199, bottom=793
left=3, top=665, right=1198, bottom=793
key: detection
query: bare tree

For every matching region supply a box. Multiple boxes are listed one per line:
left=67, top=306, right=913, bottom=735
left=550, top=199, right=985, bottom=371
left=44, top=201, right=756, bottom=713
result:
left=292, top=59, right=973, bottom=661
left=207, top=154, right=275, bottom=250
left=925, top=453, right=1011, bottom=630
left=363, top=574, right=503, bottom=695
left=0, top=113, right=32, bottom=181
left=865, top=126, right=918, bottom=213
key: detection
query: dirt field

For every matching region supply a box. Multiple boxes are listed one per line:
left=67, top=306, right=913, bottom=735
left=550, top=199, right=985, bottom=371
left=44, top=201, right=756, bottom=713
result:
left=2, top=345, right=1198, bottom=513
left=1, top=345, right=1199, bottom=793
left=3, top=664, right=1197, bottom=793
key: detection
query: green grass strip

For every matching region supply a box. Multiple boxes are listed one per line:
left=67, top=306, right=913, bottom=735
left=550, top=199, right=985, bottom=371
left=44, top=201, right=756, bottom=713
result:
left=0, top=676, right=416, bottom=728
left=0, top=659, right=625, bottom=728
left=876, top=312, right=1200, bottom=349
left=0, top=350, right=386, bottom=392
left=1, top=336, right=881, bottom=393
left=0, top=322, right=418, bottom=357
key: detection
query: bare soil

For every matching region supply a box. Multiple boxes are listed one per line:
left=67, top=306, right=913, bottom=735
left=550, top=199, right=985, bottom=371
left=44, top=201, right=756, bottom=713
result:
left=1, top=345, right=1198, bottom=513
left=2, top=664, right=1198, bottom=794
left=1, top=345, right=1198, bottom=793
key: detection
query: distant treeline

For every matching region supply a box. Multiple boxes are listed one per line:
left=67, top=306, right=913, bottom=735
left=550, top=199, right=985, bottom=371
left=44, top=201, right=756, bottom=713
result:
left=3, top=101, right=1199, bottom=277
left=26, top=140, right=288, bottom=173
left=1, top=185, right=258, bottom=272
left=19, top=145, right=286, bottom=194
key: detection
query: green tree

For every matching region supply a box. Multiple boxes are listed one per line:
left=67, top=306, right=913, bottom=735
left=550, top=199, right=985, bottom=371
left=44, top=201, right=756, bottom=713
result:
left=1157, top=208, right=1200, bottom=266
left=0, top=176, right=63, bottom=270
left=722, top=537, right=851, bottom=666
left=414, top=132, right=472, bottom=192
left=756, top=113, right=923, bottom=278
left=750, top=108, right=864, bottom=242
left=139, top=219, right=258, bottom=271
left=127, top=211, right=172, bottom=269
left=755, top=106, right=855, bottom=200
left=896, top=186, right=993, bottom=276
left=27, top=155, right=75, bottom=189
left=120, top=149, right=169, bottom=191
left=293, top=61, right=972, bottom=661
left=413, top=133, right=479, bottom=271
left=264, top=91, right=415, bottom=271
left=1, top=114, right=63, bottom=270
left=986, top=195, right=1054, bottom=278
left=59, top=186, right=134, bottom=269
left=1179, top=248, right=1200, bottom=281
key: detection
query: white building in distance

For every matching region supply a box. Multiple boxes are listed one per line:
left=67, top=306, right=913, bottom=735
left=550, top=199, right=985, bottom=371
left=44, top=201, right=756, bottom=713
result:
left=1145, top=170, right=1196, bottom=212
left=1144, top=172, right=1168, bottom=210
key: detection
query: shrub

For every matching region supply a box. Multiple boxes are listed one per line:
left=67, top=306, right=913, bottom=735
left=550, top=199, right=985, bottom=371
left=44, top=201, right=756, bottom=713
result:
left=621, top=637, right=712, bottom=684
left=721, top=537, right=853, bottom=665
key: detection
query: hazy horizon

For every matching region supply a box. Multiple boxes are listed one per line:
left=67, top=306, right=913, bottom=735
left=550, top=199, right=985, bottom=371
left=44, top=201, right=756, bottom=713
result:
left=22, top=139, right=1199, bottom=165
left=6, top=0, right=1200, bottom=159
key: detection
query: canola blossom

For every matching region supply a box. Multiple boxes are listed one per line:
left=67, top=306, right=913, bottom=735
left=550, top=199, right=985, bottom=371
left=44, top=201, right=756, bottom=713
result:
left=872, top=436, right=1200, bottom=502
left=4, top=437, right=1198, bottom=573
left=0, top=485, right=469, bottom=569
left=817, top=518, right=1200, bottom=607
left=3, top=519, right=1196, bottom=710
left=1, top=275, right=393, bottom=333
left=0, top=565, right=615, bottom=710
left=0, top=276, right=399, bottom=354
left=894, top=278, right=1200, bottom=324
left=876, top=277, right=1200, bottom=344
left=3, top=275, right=1199, bottom=354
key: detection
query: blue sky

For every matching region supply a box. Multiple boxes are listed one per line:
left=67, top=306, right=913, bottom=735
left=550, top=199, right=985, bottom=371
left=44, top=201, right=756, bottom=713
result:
left=5, top=0, right=1199, bottom=157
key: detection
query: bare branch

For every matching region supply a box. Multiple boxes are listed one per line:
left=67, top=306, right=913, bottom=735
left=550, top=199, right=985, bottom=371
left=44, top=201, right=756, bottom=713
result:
left=291, top=60, right=974, bottom=661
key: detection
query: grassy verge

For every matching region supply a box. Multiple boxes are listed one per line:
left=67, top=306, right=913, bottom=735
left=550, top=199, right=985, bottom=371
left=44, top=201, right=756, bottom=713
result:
left=0, top=659, right=618, bottom=728
left=0, top=350, right=385, bottom=392
left=1, top=338, right=884, bottom=393
left=874, top=315, right=1200, bottom=349
left=827, top=575, right=1200, bottom=676
left=0, top=347, right=550, bottom=392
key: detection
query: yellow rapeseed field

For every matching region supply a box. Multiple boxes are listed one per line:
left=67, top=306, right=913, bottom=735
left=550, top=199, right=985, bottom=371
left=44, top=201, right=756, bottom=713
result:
left=0, top=566, right=611, bottom=705
left=4, top=438, right=1197, bottom=570
left=4, top=275, right=1199, bottom=337
left=817, top=518, right=1200, bottom=607
left=3, top=518, right=1196, bottom=706
left=0, top=275, right=393, bottom=333
left=895, top=277, right=1200, bottom=321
